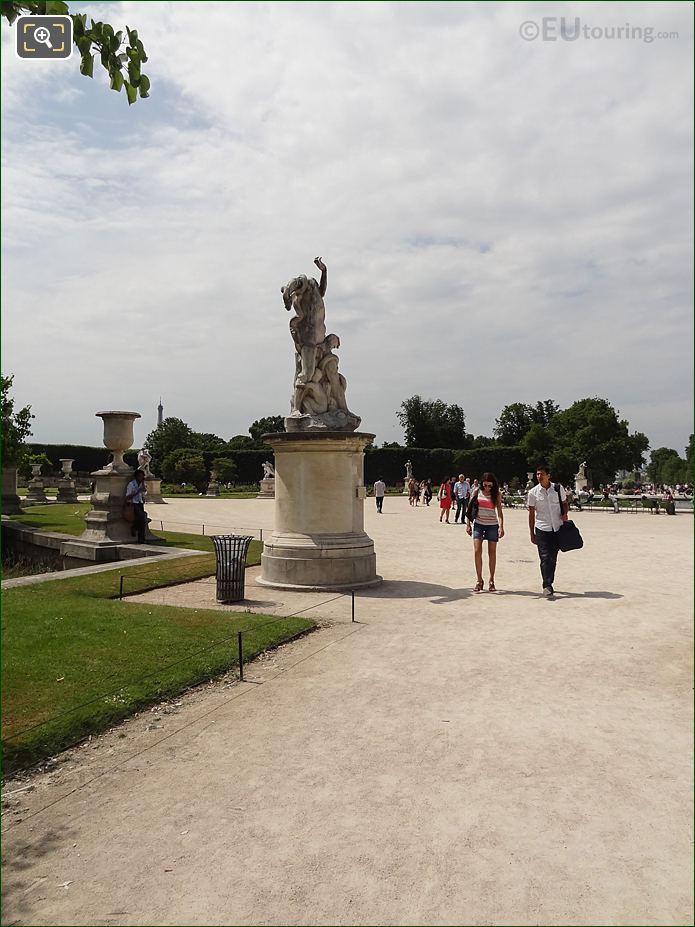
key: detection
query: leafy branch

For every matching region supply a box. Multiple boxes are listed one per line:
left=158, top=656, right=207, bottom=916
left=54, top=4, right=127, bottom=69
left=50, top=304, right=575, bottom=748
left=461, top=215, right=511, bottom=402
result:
left=1, top=0, right=149, bottom=104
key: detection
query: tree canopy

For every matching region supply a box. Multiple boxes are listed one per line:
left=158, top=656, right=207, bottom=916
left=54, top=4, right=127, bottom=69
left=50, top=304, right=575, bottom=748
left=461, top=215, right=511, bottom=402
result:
left=249, top=416, right=285, bottom=444
left=397, top=396, right=467, bottom=449
left=547, top=398, right=649, bottom=485
left=647, top=447, right=690, bottom=485
left=160, top=448, right=206, bottom=490
left=1, top=0, right=149, bottom=104
left=494, top=400, right=559, bottom=445
left=1, top=374, right=34, bottom=465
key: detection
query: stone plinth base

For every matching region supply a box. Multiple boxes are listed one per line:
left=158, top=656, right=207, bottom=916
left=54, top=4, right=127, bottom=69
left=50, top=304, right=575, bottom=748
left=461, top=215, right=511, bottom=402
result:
left=146, top=478, right=165, bottom=503
left=257, top=478, right=275, bottom=499
left=81, top=467, right=134, bottom=543
left=2, top=467, right=22, bottom=514
left=56, top=479, right=79, bottom=504
left=26, top=480, right=49, bottom=504
left=206, top=481, right=220, bottom=497
left=258, top=431, right=381, bottom=591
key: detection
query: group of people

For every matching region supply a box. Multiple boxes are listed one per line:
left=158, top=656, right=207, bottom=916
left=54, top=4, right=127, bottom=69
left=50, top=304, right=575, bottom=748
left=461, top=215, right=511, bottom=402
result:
left=373, top=465, right=570, bottom=598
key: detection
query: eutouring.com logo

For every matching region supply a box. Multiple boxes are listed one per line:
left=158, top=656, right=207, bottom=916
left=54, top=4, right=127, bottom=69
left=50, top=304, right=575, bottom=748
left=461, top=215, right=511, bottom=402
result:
left=519, top=18, right=679, bottom=43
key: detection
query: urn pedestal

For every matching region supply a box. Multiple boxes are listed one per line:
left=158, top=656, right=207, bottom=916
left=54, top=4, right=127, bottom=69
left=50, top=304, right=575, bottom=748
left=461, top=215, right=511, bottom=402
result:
left=80, top=411, right=141, bottom=544
left=26, top=465, right=49, bottom=504
left=257, top=478, right=275, bottom=499
left=56, top=459, right=79, bottom=504
left=206, top=472, right=221, bottom=497
left=145, top=478, right=165, bottom=503
left=258, top=432, right=381, bottom=591
left=2, top=467, right=22, bottom=514
left=56, top=479, right=79, bottom=504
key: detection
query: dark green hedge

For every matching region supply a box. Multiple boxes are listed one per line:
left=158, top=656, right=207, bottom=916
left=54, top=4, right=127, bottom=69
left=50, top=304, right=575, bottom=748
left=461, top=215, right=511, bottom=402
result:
left=25, top=443, right=526, bottom=487
left=200, top=450, right=267, bottom=484
left=25, top=443, right=140, bottom=474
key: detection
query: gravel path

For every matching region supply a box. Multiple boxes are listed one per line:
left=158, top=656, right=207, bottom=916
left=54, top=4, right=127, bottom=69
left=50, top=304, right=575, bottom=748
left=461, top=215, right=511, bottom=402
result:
left=3, top=498, right=692, bottom=926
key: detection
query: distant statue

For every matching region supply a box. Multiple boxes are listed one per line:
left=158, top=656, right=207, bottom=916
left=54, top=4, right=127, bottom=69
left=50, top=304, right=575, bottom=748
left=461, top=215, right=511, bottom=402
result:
left=282, top=257, right=360, bottom=432
left=405, top=460, right=414, bottom=480
left=575, top=460, right=589, bottom=489
left=138, top=447, right=154, bottom=478
left=262, top=461, right=275, bottom=480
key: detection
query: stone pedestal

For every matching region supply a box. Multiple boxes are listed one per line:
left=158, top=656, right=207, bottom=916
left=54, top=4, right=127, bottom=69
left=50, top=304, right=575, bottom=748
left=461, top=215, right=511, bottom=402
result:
left=257, top=478, right=275, bottom=499
left=259, top=432, right=381, bottom=591
left=2, top=467, right=22, bottom=514
left=81, top=468, right=135, bottom=542
left=56, top=478, right=79, bottom=504
left=26, top=466, right=48, bottom=504
left=146, top=478, right=165, bottom=503
left=206, top=479, right=220, bottom=497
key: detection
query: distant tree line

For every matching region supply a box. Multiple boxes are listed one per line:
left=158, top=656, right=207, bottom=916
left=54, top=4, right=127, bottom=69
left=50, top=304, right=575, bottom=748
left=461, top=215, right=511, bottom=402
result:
left=393, top=395, right=650, bottom=486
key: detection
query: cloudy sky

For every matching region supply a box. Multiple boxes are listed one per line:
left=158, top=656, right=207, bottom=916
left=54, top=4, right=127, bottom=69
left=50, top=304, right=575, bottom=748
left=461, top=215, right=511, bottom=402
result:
left=2, top=1, right=692, bottom=455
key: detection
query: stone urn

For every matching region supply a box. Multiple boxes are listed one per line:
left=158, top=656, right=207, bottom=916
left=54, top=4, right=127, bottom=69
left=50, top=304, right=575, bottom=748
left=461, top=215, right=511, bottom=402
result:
left=206, top=469, right=221, bottom=497
left=81, top=410, right=141, bottom=544
left=59, top=458, right=74, bottom=479
left=96, top=411, right=141, bottom=471
left=26, top=463, right=48, bottom=503
left=56, top=457, right=79, bottom=504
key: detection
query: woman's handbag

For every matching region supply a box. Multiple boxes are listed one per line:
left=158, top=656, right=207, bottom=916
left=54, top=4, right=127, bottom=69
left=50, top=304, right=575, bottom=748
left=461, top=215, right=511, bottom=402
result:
left=122, top=501, right=135, bottom=524
left=557, top=519, right=583, bottom=552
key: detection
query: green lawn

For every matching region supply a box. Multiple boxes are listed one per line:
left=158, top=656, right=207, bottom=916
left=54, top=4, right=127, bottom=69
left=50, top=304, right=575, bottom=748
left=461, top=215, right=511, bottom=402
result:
left=8, top=503, right=233, bottom=552
left=2, top=517, right=313, bottom=772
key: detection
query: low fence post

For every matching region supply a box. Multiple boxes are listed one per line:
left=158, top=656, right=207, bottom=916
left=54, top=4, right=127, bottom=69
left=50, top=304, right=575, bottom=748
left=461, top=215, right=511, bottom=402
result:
left=119, top=574, right=124, bottom=600
left=202, top=524, right=205, bottom=536
left=238, top=630, right=244, bottom=681
left=351, top=589, right=355, bottom=623
left=260, top=528, right=263, bottom=543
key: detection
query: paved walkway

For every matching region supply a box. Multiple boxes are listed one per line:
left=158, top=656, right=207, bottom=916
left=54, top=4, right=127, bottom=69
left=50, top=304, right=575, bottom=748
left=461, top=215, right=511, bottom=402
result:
left=2, top=498, right=693, bottom=926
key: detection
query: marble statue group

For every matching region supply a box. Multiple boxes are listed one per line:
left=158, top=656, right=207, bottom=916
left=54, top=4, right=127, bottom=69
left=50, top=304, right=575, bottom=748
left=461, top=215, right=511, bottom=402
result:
left=281, top=257, right=360, bottom=432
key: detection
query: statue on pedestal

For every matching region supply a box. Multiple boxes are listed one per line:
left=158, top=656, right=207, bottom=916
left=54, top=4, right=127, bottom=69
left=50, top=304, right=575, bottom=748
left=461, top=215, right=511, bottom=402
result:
left=282, top=257, right=360, bottom=432
left=262, top=461, right=275, bottom=480
left=574, top=460, right=588, bottom=490
left=137, top=447, right=154, bottom=479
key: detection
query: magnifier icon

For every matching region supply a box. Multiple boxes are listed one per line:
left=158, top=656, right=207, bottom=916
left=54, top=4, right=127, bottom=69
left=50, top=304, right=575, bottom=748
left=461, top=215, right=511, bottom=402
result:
left=34, top=25, right=53, bottom=48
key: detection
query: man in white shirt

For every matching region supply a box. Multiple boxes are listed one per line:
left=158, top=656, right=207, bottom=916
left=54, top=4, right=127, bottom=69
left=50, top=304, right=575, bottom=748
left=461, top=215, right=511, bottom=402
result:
left=373, top=478, right=386, bottom=513
left=453, top=474, right=471, bottom=524
left=527, top=464, right=568, bottom=597
left=125, top=468, right=148, bottom=543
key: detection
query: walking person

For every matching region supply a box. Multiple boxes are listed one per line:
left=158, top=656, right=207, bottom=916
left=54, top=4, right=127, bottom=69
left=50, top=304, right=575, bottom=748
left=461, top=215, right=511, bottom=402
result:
left=453, top=473, right=471, bottom=524
left=373, top=477, right=386, bottom=513
left=438, top=477, right=453, bottom=523
left=422, top=478, right=433, bottom=506
left=466, top=471, right=504, bottom=591
left=125, top=468, right=148, bottom=544
left=527, top=464, right=568, bottom=597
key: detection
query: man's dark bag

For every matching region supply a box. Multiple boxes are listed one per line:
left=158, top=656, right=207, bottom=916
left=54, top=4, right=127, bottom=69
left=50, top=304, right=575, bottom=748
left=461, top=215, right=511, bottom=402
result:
left=553, top=483, right=584, bottom=551
left=557, top=520, right=583, bottom=551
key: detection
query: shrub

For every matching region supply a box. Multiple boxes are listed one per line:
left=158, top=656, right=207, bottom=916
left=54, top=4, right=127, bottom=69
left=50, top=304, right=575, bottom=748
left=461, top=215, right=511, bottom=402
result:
left=161, top=449, right=207, bottom=491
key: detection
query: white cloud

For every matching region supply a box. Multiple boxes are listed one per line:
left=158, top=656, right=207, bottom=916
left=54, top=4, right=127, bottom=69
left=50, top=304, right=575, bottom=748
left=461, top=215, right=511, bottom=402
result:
left=1, top=0, right=692, bottom=455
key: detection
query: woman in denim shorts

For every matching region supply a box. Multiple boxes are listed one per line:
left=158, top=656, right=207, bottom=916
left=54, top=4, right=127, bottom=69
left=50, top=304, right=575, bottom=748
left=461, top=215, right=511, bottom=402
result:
left=466, top=471, right=505, bottom=592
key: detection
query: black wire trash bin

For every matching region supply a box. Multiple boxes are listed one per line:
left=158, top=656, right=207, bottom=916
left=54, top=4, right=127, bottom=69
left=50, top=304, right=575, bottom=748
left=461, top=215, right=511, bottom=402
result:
left=211, top=535, right=254, bottom=603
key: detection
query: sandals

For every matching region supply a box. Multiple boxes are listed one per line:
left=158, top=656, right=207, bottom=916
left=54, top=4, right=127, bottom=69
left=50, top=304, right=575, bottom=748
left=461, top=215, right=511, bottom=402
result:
left=474, top=580, right=484, bottom=592
left=488, top=580, right=497, bottom=593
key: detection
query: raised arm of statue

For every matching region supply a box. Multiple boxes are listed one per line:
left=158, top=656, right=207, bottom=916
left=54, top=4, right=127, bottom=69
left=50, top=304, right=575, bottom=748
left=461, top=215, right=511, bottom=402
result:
left=314, top=256, right=327, bottom=297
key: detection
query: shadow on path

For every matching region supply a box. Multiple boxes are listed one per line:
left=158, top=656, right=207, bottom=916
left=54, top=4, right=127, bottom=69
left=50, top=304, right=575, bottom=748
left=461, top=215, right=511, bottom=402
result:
left=497, top=589, right=623, bottom=600
left=359, top=579, right=473, bottom=604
